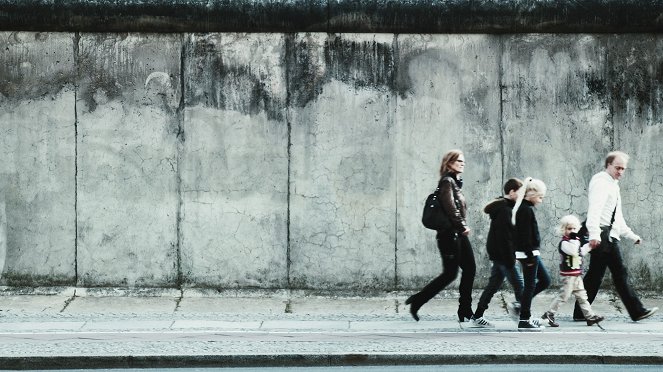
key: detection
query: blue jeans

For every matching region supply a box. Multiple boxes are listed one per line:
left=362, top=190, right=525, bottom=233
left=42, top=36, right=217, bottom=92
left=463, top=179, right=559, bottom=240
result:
left=474, top=260, right=524, bottom=318
left=518, top=256, right=551, bottom=320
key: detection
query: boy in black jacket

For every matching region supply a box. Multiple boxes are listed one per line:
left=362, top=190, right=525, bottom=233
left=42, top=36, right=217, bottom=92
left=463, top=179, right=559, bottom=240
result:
left=470, top=178, right=524, bottom=328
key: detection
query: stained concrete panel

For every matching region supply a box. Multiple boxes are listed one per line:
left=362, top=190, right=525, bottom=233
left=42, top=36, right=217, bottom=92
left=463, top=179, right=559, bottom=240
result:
left=0, top=32, right=76, bottom=285
left=289, top=33, right=397, bottom=290
left=395, top=35, right=502, bottom=290
left=180, top=34, right=289, bottom=288
left=76, top=34, right=181, bottom=286
left=608, top=35, right=663, bottom=290
left=501, top=34, right=612, bottom=280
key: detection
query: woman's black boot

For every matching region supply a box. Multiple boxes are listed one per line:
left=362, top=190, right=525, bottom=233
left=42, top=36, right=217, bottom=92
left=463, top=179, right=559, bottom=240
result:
left=405, top=295, right=421, bottom=322
left=457, top=308, right=473, bottom=322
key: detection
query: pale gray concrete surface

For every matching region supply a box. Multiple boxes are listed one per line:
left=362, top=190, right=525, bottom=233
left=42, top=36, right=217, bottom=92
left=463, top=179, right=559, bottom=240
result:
left=3, top=32, right=663, bottom=292
left=181, top=33, right=289, bottom=289
left=76, top=34, right=182, bottom=288
left=1, top=288, right=663, bottom=369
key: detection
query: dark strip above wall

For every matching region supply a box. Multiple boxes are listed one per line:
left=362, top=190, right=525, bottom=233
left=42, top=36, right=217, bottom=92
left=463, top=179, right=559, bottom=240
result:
left=1, top=0, right=663, bottom=33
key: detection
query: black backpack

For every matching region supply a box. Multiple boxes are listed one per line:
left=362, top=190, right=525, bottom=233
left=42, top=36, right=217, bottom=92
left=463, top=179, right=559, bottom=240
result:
left=421, top=177, right=457, bottom=231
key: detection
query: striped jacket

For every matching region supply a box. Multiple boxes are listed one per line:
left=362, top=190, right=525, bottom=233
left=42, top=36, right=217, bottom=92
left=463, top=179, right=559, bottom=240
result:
left=558, top=235, right=591, bottom=276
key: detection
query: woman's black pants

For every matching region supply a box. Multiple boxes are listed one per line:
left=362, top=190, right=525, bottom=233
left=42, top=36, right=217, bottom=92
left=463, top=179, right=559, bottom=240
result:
left=413, top=232, right=476, bottom=314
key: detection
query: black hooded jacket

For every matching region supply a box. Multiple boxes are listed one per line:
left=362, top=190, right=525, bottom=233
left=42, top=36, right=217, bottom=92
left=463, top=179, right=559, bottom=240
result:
left=484, top=197, right=517, bottom=266
left=514, top=200, right=541, bottom=260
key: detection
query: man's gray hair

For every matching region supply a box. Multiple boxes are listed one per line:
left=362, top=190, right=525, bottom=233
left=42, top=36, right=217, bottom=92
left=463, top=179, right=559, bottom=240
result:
left=605, top=151, right=630, bottom=168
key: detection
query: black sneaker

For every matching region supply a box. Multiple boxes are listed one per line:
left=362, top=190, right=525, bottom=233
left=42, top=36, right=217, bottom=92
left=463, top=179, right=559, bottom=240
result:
left=541, top=311, right=559, bottom=327
left=586, top=314, right=604, bottom=326
left=518, top=319, right=543, bottom=332
left=635, top=307, right=658, bottom=321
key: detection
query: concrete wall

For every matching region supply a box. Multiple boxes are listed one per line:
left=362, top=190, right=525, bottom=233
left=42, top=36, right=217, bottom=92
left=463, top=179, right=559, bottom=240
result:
left=3, top=0, right=663, bottom=33
left=1, top=32, right=663, bottom=291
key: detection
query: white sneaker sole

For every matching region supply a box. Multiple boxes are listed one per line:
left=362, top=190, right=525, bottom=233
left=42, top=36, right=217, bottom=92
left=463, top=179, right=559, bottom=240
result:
left=517, top=327, right=544, bottom=332
left=471, top=324, right=495, bottom=328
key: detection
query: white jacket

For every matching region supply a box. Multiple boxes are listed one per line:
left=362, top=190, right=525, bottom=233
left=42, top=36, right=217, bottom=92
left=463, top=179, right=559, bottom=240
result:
left=586, top=171, right=640, bottom=242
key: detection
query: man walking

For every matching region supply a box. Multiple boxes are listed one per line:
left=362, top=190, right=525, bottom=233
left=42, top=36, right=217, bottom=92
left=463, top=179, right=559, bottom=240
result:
left=574, top=151, right=658, bottom=321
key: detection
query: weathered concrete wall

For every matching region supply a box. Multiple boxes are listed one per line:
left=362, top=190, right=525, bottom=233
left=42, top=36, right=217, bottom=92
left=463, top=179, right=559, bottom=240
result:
left=2, top=32, right=663, bottom=291
left=501, top=34, right=663, bottom=290
left=289, top=34, right=397, bottom=290
left=3, top=0, right=663, bottom=33
left=0, top=33, right=76, bottom=285
left=395, top=35, right=502, bottom=289
left=76, top=34, right=182, bottom=287
left=180, top=33, right=289, bottom=288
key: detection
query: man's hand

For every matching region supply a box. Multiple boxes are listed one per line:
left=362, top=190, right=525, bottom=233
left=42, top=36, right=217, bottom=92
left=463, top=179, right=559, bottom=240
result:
left=589, top=239, right=600, bottom=249
left=462, top=228, right=471, bottom=236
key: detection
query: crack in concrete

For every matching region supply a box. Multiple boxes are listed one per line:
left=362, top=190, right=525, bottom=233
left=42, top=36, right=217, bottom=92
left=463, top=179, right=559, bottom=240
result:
left=174, top=288, right=184, bottom=312
left=60, top=289, right=77, bottom=313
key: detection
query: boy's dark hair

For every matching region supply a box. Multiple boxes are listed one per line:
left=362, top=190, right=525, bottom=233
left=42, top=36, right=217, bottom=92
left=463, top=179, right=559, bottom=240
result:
left=503, top=178, right=523, bottom=195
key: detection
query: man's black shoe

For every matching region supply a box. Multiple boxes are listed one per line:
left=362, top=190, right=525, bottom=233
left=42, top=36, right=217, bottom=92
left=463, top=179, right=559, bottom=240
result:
left=634, top=307, right=658, bottom=321
left=572, top=309, right=585, bottom=321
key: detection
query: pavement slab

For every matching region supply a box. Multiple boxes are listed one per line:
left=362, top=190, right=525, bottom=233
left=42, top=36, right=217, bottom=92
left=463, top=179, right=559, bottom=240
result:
left=0, top=288, right=662, bottom=369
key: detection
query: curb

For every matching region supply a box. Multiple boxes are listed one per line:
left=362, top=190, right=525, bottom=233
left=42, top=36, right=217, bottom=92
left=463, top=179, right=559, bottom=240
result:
left=3, top=353, right=663, bottom=370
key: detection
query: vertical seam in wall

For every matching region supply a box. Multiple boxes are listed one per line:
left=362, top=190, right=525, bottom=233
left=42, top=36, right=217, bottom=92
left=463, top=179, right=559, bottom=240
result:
left=326, top=0, right=330, bottom=33
left=498, top=35, right=505, bottom=184
left=286, top=107, right=292, bottom=288
left=73, top=32, right=80, bottom=286
left=176, top=33, right=186, bottom=289
left=284, top=35, right=293, bottom=288
left=392, top=33, right=399, bottom=292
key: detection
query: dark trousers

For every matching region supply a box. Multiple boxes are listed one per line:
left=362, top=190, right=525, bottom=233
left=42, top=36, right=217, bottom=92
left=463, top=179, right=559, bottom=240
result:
left=518, top=256, right=551, bottom=320
left=474, top=260, right=524, bottom=318
left=574, top=239, right=646, bottom=320
left=414, top=232, right=476, bottom=314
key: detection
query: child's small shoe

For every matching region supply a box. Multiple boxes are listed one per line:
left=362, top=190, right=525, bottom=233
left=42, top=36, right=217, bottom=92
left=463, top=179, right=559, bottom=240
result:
left=586, top=314, right=604, bottom=326
left=541, top=311, right=559, bottom=327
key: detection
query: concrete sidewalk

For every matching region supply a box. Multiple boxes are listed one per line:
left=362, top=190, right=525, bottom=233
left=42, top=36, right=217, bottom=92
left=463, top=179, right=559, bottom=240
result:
left=1, top=287, right=662, bottom=369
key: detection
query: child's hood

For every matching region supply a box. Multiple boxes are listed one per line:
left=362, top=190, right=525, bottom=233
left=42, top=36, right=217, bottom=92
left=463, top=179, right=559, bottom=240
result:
left=483, top=197, right=510, bottom=218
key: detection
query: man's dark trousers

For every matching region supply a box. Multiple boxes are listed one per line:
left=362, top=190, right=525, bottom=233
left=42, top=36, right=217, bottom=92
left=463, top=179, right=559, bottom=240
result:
left=574, top=239, right=646, bottom=320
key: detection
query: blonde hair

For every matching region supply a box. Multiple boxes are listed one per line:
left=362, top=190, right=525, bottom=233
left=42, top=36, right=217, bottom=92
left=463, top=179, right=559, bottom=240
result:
left=511, top=177, right=547, bottom=225
left=558, top=215, right=581, bottom=235
left=439, top=149, right=463, bottom=176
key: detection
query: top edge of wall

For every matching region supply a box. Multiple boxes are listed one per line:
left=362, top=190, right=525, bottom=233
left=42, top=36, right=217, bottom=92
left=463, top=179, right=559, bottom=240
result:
left=1, top=0, right=663, bottom=34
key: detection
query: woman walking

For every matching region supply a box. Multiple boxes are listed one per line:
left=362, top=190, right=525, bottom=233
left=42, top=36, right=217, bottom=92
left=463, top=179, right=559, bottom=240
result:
left=406, top=149, right=476, bottom=322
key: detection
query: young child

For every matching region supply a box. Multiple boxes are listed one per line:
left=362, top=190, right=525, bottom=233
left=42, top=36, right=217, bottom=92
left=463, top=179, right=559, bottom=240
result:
left=470, top=178, right=524, bottom=328
left=512, top=177, right=551, bottom=331
left=541, top=215, right=604, bottom=327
